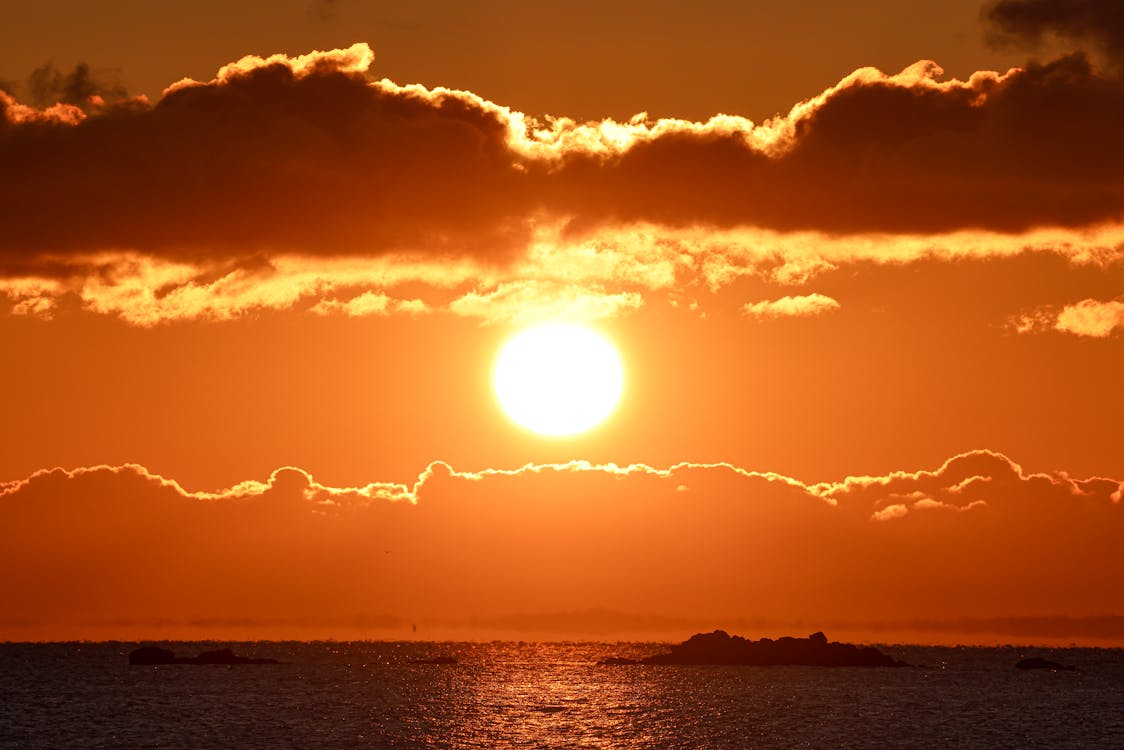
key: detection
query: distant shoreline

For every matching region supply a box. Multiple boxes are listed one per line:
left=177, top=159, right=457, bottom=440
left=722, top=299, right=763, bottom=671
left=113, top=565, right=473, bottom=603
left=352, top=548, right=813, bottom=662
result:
left=4, top=638, right=1124, bottom=650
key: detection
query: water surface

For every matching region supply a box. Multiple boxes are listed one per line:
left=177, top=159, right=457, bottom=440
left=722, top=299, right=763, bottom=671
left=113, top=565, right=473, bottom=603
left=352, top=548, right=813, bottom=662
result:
left=2, top=641, right=1122, bottom=748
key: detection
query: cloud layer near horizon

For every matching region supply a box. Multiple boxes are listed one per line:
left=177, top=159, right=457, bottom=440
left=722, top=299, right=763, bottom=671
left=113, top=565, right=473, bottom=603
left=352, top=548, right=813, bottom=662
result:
left=3, top=450, right=1120, bottom=641
left=3, top=42, right=1124, bottom=325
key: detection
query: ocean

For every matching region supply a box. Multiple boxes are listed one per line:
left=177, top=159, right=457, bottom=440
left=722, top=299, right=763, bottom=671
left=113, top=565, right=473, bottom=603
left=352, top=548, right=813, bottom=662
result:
left=2, top=641, right=1122, bottom=748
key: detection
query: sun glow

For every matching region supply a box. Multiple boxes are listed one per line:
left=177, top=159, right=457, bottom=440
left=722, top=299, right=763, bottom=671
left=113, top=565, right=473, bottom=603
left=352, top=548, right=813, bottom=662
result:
left=493, top=323, right=624, bottom=436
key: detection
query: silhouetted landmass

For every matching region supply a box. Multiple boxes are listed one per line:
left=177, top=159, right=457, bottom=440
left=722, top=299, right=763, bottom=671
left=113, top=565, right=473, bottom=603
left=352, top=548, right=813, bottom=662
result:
left=408, top=656, right=458, bottom=665
left=1015, top=657, right=1075, bottom=671
left=601, top=631, right=909, bottom=667
left=128, top=646, right=278, bottom=665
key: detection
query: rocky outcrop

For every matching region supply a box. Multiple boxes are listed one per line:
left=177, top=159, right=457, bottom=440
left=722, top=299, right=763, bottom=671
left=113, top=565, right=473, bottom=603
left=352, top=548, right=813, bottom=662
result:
left=128, top=646, right=278, bottom=665
left=601, top=630, right=909, bottom=667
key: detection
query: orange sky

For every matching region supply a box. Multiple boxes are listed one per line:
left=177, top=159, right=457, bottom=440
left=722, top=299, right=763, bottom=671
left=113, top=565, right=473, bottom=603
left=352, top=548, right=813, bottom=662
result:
left=2, top=0, right=1122, bottom=645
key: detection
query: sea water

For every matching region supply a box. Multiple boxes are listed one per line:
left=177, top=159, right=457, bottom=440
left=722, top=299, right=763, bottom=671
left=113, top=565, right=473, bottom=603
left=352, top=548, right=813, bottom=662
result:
left=2, top=641, right=1123, bottom=748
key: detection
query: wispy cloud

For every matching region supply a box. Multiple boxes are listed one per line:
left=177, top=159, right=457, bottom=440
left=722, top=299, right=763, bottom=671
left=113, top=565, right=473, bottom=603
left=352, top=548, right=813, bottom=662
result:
left=309, top=291, right=427, bottom=317
left=448, top=280, right=643, bottom=325
left=742, top=293, right=840, bottom=319
left=1013, top=294, right=1124, bottom=337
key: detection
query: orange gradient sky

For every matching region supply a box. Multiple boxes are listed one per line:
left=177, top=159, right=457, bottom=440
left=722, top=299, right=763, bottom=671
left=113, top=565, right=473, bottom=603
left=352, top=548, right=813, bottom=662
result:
left=2, top=0, right=1122, bottom=645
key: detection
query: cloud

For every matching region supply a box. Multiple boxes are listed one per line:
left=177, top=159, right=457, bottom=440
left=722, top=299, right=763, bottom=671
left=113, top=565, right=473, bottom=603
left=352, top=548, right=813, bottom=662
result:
left=1056, top=296, right=1124, bottom=335
left=983, top=0, right=1124, bottom=68
left=448, top=280, right=644, bottom=325
left=1, top=450, right=1120, bottom=641
left=8, top=222, right=1120, bottom=326
left=871, top=503, right=909, bottom=521
left=0, top=277, right=65, bottom=318
left=309, top=291, right=427, bottom=317
left=809, top=449, right=1123, bottom=530
left=25, top=61, right=128, bottom=107
left=1013, top=294, right=1124, bottom=336
left=1, top=44, right=531, bottom=264
left=5, top=43, right=1124, bottom=325
left=4, top=46, right=1124, bottom=269
left=742, top=293, right=840, bottom=319
left=550, top=56, right=1124, bottom=237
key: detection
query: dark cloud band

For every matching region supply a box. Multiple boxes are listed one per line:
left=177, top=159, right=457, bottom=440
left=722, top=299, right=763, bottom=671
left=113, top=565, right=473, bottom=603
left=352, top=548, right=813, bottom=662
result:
left=4, top=43, right=1124, bottom=279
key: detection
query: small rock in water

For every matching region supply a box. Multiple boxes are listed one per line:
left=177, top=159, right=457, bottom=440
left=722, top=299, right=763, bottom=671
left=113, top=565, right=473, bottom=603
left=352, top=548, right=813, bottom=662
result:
left=602, top=630, right=909, bottom=667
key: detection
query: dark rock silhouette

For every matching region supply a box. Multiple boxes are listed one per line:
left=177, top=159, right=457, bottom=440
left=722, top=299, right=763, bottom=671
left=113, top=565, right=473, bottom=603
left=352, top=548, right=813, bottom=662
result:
left=601, top=630, right=909, bottom=667
left=1015, top=657, right=1075, bottom=671
left=128, top=646, right=278, bottom=665
left=409, top=656, right=458, bottom=665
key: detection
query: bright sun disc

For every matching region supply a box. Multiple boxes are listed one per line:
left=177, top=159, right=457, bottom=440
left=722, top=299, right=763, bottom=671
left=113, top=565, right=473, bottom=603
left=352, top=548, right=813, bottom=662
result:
left=494, top=323, right=624, bottom=436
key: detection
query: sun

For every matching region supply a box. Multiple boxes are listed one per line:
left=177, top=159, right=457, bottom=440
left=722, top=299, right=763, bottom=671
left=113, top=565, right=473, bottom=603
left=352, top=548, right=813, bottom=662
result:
left=493, top=323, right=624, bottom=436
